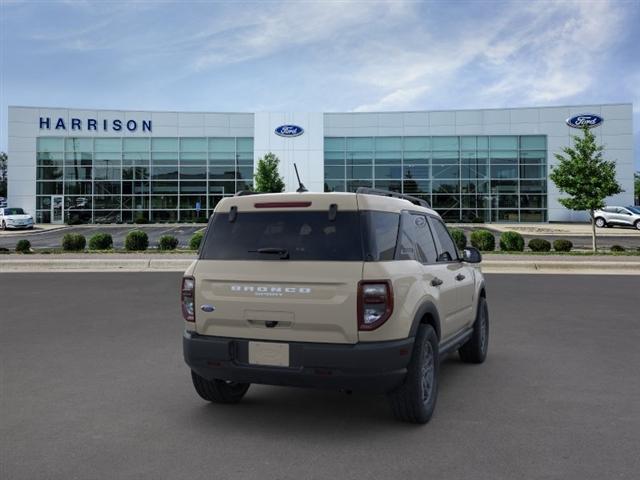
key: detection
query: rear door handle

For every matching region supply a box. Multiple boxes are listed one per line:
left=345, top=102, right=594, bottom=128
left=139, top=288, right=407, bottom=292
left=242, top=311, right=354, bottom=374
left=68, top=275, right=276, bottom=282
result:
left=455, top=274, right=466, bottom=281
left=431, top=277, right=443, bottom=287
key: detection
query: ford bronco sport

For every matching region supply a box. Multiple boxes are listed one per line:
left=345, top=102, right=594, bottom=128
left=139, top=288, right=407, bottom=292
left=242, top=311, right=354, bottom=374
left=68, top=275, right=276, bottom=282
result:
left=182, top=188, right=488, bottom=423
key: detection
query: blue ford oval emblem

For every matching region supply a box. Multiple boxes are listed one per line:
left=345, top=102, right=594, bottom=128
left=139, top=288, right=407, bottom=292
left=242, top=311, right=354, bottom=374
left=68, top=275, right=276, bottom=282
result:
left=275, top=125, right=304, bottom=137
left=566, top=114, right=603, bottom=129
left=200, top=304, right=215, bottom=312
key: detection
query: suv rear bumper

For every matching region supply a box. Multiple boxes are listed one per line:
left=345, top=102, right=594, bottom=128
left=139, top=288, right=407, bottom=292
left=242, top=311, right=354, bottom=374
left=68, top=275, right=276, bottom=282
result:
left=183, top=331, right=414, bottom=393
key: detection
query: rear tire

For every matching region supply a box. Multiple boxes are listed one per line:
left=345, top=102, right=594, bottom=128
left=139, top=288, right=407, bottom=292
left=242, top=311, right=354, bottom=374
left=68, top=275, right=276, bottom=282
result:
left=635, top=220, right=640, bottom=230
left=191, top=371, right=250, bottom=404
left=459, top=297, right=489, bottom=364
left=388, top=325, right=439, bottom=424
left=595, top=217, right=606, bottom=228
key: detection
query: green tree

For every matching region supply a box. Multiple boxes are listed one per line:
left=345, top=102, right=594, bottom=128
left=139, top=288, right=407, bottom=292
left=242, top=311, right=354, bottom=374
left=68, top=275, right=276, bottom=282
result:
left=634, top=171, right=640, bottom=204
left=549, top=127, right=622, bottom=252
left=254, top=152, right=285, bottom=193
left=0, top=152, right=7, bottom=198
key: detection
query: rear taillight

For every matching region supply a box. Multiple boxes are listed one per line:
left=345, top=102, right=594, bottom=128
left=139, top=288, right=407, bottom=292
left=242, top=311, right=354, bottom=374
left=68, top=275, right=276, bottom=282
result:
left=357, top=280, right=393, bottom=331
left=181, top=276, right=195, bottom=322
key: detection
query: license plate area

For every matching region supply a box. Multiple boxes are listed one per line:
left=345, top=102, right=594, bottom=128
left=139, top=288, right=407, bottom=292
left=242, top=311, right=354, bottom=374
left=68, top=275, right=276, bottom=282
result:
left=248, top=341, right=290, bottom=367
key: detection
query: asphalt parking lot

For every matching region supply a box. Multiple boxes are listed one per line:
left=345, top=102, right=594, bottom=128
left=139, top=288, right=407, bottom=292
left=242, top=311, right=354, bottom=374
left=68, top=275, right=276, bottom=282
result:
left=1, top=273, right=639, bottom=479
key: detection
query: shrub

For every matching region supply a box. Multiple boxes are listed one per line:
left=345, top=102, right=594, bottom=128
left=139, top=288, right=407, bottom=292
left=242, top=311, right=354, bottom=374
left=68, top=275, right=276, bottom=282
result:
left=449, top=228, right=467, bottom=251
left=189, top=231, right=204, bottom=250
left=553, top=239, right=573, bottom=252
left=15, top=239, right=31, bottom=253
left=88, top=233, right=113, bottom=250
left=471, top=217, right=485, bottom=224
left=134, top=216, right=149, bottom=224
left=0, top=247, right=10, bottom=254
left=125, top=230, right=149, bottom=251
left=158, top=235, right=179, bottom=250
left=528, top=238, right=551, bottom=252
left=62, top=233, right=86, bottom=251
left=470, top=229, right=495, bottom=251
left=499, top=231, right=525, bottom=252
left=610, top=244, right=625, bottom=252
left=196, top=216, right=209, bottom=224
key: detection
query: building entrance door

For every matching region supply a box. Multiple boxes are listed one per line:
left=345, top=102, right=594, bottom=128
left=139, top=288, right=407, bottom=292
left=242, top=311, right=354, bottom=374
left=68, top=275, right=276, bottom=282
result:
left=51, top=195, right=64, bottom=224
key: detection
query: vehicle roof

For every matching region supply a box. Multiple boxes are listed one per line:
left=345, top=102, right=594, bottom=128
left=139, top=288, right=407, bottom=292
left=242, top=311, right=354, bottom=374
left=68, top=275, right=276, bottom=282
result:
left=215, top=191, right=439, bottom=217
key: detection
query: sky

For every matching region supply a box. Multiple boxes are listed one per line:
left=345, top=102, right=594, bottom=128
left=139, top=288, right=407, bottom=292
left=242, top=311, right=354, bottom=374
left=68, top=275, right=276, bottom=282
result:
left=1, top=0, right=639, bottom=168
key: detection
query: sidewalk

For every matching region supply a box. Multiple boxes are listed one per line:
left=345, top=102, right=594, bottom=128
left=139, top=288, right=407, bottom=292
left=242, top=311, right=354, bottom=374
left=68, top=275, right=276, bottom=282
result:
left=2, top=253, right=639, bottom=274
left=0, top=254, right=197, bottom=272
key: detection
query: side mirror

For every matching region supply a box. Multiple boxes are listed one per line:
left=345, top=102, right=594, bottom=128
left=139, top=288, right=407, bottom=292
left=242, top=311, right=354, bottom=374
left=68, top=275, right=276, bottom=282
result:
left=462, top=247, right=482, bottom=264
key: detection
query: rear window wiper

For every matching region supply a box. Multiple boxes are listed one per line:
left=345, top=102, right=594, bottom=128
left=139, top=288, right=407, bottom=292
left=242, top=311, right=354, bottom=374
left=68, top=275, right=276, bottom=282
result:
left=248, top=247, right=290, bottom=259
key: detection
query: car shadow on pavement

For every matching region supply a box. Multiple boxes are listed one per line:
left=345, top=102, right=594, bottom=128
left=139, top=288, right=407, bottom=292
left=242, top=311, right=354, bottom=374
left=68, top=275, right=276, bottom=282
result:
left=178, top=355, right=480, bottom=436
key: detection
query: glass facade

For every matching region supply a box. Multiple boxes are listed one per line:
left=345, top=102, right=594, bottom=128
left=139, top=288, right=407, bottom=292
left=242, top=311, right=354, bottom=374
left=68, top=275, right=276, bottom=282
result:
left=324, top=135, right=547, bottom=222
left=36, top=137, right=254, bottom=223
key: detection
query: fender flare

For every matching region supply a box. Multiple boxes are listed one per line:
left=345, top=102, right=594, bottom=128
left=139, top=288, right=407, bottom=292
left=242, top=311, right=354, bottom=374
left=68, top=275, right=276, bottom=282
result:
left=409, top=301, right=442, bottom=339
left=478, top=279, right=486, bottom=299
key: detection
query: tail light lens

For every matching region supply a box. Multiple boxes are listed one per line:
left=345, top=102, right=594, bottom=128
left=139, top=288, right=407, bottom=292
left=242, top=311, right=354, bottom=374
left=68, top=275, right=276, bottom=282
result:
left=357, top=280, right=393, bottom=331
left=181, top=276, right=195, bottom=322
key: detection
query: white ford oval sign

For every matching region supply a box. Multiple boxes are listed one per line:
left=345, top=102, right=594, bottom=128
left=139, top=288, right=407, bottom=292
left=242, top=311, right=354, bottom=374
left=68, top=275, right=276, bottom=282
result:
left=566, top=114, right=603, bottom=129
left=275, top=125, right=304, bottom=137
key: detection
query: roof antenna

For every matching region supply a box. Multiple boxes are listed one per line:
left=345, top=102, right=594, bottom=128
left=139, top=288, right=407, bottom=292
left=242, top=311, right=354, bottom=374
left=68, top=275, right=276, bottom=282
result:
left=293, top=163, right=308, bottom=193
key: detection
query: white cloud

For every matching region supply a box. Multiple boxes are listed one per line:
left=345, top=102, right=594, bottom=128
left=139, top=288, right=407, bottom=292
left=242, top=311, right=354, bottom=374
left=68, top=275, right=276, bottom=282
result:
left=351, top=0, right=630, bottom=111
left=479, top=0, right=625, bottom=104
left=192, top=0, right=410, bottom=71
left=354, top=85, right=430, bottom=111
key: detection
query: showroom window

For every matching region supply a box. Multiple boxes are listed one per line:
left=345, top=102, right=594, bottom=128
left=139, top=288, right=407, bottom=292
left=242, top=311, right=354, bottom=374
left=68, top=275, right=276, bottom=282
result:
left=36, top=136, right=254, bottom=224
left=324, top=135, right=547, bottom=222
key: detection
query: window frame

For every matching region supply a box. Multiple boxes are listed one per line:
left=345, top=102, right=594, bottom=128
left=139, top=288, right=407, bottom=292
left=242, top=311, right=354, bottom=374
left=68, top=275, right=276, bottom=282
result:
left=427, top=215, right=461, bottom=263
left=394, top=210, right=440, bottom=265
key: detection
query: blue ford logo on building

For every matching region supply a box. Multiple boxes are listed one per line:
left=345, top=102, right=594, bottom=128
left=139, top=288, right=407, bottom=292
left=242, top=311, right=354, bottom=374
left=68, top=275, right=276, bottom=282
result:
left=566, top=114, right=603, bottom=129
left=275, top=125, right=304, bottom=137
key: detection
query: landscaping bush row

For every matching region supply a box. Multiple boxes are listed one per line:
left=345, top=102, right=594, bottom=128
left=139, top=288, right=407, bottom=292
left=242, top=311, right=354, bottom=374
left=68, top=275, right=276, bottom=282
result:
left=7, top=231, right=205, bottom=253
left=448, top=229, right=577, bottom=253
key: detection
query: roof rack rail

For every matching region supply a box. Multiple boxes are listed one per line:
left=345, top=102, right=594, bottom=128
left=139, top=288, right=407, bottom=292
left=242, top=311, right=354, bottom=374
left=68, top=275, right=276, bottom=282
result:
left=234, top=190, right=256, bottom=196
left=355, top=187, right=430, bottom=208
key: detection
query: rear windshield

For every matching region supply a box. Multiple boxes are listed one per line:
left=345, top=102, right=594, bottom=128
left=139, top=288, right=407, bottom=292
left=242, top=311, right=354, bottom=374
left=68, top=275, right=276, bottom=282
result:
left=200, top=211, right=364, bottom=261
left=199, top=210, right=401, bottom=262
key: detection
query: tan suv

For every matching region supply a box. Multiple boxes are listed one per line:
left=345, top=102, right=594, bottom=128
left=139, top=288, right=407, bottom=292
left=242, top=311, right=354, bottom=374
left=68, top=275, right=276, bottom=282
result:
left=182, top=188, right=488, bottom=423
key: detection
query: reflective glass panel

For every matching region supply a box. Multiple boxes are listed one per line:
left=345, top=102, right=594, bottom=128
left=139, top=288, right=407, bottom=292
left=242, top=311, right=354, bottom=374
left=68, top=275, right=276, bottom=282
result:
left=152, top=138, right=179, bottom=151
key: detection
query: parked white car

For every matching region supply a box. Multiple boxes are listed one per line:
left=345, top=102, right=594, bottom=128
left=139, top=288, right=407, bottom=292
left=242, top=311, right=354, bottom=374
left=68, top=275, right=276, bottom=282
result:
left=594, top=206, right=640, bottom=230
left=0, top=207, right=35, bottom=230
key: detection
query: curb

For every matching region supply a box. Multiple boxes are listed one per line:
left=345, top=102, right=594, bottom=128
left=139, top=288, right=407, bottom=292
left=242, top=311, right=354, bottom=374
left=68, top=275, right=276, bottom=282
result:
left=1, top=259, right=639, bottom=274
left=0, top=258, right=196, bottom=272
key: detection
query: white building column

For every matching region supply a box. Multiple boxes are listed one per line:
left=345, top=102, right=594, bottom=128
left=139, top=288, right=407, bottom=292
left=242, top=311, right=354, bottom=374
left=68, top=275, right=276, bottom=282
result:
left=254, top=112, right=324, bottom=192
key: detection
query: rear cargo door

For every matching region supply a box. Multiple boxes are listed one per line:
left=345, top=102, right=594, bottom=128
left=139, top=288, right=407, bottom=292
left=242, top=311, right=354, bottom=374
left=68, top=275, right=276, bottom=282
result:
left=193, top=204, right=363, bottom=344
left=194, top=261, right=362, bottom=343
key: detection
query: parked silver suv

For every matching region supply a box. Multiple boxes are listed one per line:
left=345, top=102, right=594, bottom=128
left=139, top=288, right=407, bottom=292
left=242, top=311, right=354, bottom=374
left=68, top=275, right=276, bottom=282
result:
left=594, top=206, right=640, bottom=230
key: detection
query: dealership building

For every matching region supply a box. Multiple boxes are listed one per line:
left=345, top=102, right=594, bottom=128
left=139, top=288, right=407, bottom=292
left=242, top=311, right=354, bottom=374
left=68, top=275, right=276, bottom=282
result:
left=6, top=103, right=634, bottom=224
